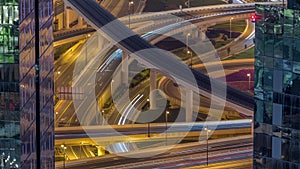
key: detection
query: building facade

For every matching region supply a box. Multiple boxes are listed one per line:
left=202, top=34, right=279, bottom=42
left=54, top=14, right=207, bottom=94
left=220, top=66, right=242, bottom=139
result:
left=0, top=0, right=20, bottom=167
left=288, top=0, right=300, bottom=10
left=254, top=2, right=300, bottom=169
left=19, top=0, right=54, bottom=168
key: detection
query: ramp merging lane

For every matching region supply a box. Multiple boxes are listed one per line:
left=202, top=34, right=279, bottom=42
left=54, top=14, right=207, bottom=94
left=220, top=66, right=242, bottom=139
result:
left=64, top=0, right=254, bottom=116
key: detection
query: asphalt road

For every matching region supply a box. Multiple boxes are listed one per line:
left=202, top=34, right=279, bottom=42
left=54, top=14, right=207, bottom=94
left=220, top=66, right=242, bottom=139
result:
left=159, top=59, right=254, bottom=113
left=56, top=136, right=252, bottom=169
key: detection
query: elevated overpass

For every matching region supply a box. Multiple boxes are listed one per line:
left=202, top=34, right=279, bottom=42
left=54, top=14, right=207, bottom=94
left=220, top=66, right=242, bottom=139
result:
left=54, top=1, right=282, bottom=46
left=65, top=0, right=254, bottom=117
left=55, top=120, right=251, bottom=146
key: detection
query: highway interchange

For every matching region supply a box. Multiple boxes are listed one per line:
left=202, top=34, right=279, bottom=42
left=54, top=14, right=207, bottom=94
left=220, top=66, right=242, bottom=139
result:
left=53, top=0, right=282, bottom=168
left=55, top=1, right=257, bottom=126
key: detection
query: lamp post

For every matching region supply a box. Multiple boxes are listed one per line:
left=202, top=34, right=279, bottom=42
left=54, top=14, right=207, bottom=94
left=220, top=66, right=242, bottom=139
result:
left=61, top=145, right=67, bottom=169
left=204, top=127, right=211, bottom=166
left=85, top=34, right=91, bottom=66
left=165, top=111, right=170, bottom=145
left=186, top=33, right=191, bottom=68
left=229, top=17, right=233, bottom=39
left=55, top=112, right=58, bottom=127
left=186, top=33, right=190, bottom=51
left=128, top=1, right=134, bottom=28
left=247, top=73, right=251, bottom=90
left=111, top=79, right=114, bottom=89
left=187, top=50, right=193, bottom=68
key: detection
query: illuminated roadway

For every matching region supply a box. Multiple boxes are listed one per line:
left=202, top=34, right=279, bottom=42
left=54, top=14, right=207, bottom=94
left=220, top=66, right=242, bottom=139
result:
left=54, top=6, right=256, bottom=126
left=64, top=0, right=255, bottom=123
left=55, top=135, right=252, bottom=169
left=56, top=1, right=280, bottom=124
left=54, top=1, right=260, bottom=168
left=159, top=59, right=254, bottom=115
left=55, top=119, right=251, bottom=140
left=54, top=2, right=275, bottom=47
left=52, top=1, right=278, bottom=168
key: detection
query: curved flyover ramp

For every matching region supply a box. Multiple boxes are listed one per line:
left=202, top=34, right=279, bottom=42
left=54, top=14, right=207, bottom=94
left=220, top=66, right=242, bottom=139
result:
left=64, top=0, right=254, bottom=117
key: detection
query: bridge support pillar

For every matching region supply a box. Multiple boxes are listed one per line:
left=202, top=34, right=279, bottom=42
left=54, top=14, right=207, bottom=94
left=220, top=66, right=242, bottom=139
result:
left=57, top=16, right=63, bottom=30
left=64, top=5, right=70, bottom=29
left=200, top=27, right=207, bottom=41
left=193, top=29, right=199, bottom=38
left=150, top=69, right=157, bottom=109
left=78, top=16, right=83, bottom=27
left=97, top=34, right=105, bottom=50
left=185, top=89, right=193, bottom=122
left=121, top=51, right=129, bottom=85
left=97, top=146, right=105, bottom=156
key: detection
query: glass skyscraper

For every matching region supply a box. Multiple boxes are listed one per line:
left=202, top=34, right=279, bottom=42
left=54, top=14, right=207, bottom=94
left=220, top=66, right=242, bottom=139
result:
left=288, top=0, right=300, bottom=10
left=0, top=0, right=20, bottom=167
left=254, top=1, right=300, bottom=168
left=19, top=0, right=54, bottom=168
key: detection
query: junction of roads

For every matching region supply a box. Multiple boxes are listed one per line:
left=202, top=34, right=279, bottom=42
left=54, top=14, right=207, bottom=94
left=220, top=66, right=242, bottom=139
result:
left=52, top=0, right=282, bottom=168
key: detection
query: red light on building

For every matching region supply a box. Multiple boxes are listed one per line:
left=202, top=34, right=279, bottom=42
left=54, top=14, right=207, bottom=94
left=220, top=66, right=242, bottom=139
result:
left=249, top=13, right=258, bottom=22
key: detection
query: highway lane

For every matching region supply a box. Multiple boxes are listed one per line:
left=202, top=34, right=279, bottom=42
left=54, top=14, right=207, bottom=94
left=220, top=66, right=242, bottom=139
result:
left=108, top=83, right=151, bottom=125
left=183, top=158, right=252, bottom=169
left=55, top=135, right=252, bottom=169
left=218, top=20, right=255, bottom=59
left=54, top=43, right=118, bottom=126
left=62, top=47, right=121, bottom=126
left=139, top=151, right=252, bottom=169
left=55, top=119, right=251, bottom=139
left=54, top=40, right=88, bottom=125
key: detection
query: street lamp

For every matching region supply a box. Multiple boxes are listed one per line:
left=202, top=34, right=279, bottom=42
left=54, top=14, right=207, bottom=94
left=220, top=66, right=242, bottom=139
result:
left=111, top=79, right=114, bottom=89
left=55, top=112, right=59, bottom=127
left=61, top=145, right=67, bottom=169
left=186, top=33, right=191, bottom=51
left=204, top=127, right=211, bottom=166
left=85, top=34, right=91, bottom=66
left=247, top=73, right=251, bottom=90
left=165, top=111, right=170, bottom=145
left=186, top=33, right=191, bottom=68
left=128, top=1, right=134, bottom=28
left=187, top=50, right=193, bottom=68
left=229, top=17, right=234, bottom=39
